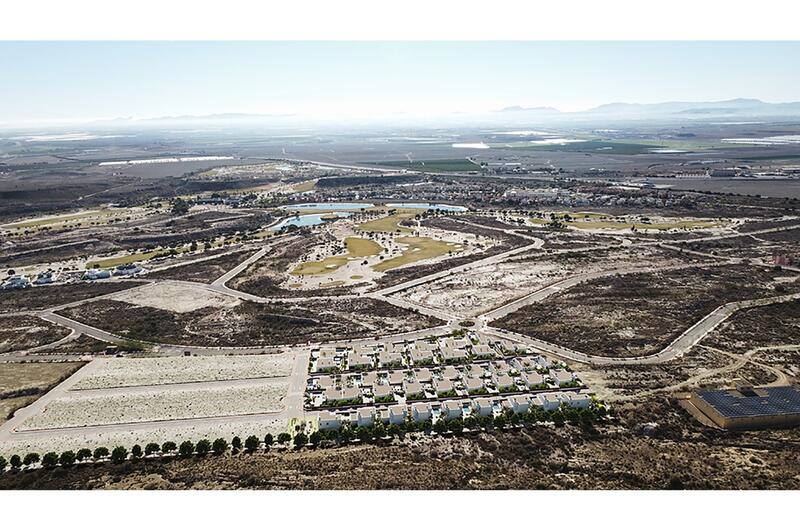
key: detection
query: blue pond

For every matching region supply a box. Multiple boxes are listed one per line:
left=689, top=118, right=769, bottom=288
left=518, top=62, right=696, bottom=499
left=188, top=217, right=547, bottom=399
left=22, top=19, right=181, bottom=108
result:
left=271, top=212, right=352, bottom=231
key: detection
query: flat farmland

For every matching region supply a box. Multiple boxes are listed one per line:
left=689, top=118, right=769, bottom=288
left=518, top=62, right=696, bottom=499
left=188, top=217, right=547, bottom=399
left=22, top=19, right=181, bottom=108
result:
left=20, top=382, right=288, bottom=430
left=0, top=361, right=85, bottom=421
left=491, top=265, right=797, bottom=358
left=72, top=355, right=294, bottom=390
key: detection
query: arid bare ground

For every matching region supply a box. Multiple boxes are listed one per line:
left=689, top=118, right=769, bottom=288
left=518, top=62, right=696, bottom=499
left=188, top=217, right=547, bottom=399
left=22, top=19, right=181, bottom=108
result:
left=2, top=398, right=799, bottom=490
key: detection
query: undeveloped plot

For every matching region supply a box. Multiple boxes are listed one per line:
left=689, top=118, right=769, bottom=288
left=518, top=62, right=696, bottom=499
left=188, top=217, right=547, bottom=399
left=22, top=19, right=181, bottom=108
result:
left=58, top=298, right=442, bottom=347
left=0, top=417, right=288, bottom=457
left=146, top=249, right=255, bottom=283
left=0, top=281, right=145, bottom=313
left=73, top=354, right=294, bottom=390
left=0, top=315, right=71, bottom=353
left=403, top=246, right=708, bottom=318
left=701, top=299, right=800, bottom=355
left=21, top=382, right=288, bottom=430
left=107, top=281, right=239, bottom=313
left=491, top=265, right=797, bottom=358
left=0, top=361, right=85, bottom=421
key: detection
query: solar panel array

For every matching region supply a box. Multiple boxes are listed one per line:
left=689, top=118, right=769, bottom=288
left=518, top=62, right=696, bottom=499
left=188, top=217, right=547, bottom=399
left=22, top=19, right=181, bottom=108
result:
left=697, top=386, right=800, bottom=419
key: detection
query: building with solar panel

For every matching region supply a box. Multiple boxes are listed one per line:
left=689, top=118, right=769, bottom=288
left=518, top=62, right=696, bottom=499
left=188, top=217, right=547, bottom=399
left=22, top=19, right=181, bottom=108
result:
left=690, top=385, right=800, bottom=430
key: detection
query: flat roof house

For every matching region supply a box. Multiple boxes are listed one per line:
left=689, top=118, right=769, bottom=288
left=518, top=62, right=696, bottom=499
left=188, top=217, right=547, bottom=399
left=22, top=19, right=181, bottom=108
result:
left=404, top=380, right=423, bottom=397
left=442, top=400, right=464, bottom=420
left=316, top=375, right=335, bottom=389
left=316, top=356, right=339, bottom=373
left=523, top=372, right=546, bottom=388
left=410, top=349, right=435, bottom=366
left=388, top=371, right=406, bottom=386
left=443, top=349, right=469, bottom=363
left=356, top=406, right=376, bottom=427
left=559, top=391, right=591, bottom=409
left=435, top=379, right=454, bottom=396
left=465, top=377, right=485, bottom=393
left=551, top=369, right=575, bottom=385
left=348, top=353, right=374, bottom=371
left=411, top=403, right=432, bottom=422
left=415, top=368, right=433, bottom=382
left=373, top=382, right=393, bottom=399
left=318, top=411, right=342, bottom=431
left=472, top=346, right=494, bottom=359
left=509, top=394, right=532, bottom=414
left=341, top=386, right=361, bottom=402
left=362, top=372, right=379, bottom=387
left=531, top=392, right=561, bottom=411
left=388, top=405, right=407, bottom=425
left=379, top=351, right=404, bottom=368
left=473, top=397, right=494, bottom=417
left=442, top=366, right=460, bottom=380
left=467, top=364, right=487, bottom=378
left=493, top=373, right=516, bottom=391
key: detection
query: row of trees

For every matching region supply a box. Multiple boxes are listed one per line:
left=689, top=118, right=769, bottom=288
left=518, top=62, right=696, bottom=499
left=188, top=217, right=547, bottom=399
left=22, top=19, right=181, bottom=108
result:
left=0, top=431, right=321, bottom=474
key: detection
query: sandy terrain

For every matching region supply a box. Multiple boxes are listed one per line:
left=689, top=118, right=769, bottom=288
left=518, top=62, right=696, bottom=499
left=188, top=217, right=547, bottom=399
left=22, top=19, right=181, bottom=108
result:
left=107, top=281, right=240, bottom=313
left=72, top=355, right=295, bottom=390
left=20, top=382, right=289, bottom=430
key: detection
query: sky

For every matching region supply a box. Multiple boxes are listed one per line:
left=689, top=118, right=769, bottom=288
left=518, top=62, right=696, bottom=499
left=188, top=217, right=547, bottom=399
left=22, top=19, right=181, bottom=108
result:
left=1, top=41, right=799, bottom=124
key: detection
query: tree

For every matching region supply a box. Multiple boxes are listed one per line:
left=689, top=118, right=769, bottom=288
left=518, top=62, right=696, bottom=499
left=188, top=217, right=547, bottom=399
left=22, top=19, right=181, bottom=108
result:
left=264, top=433, right=274, bottom=447
left=387, top=424, right=402, bottom=438
left=373, top=422, right=386, bottom=439
left=0, top=456, right=7, bottom=473
left=144, top=443, right=161, bottom=456
left=231, top=436, right=242, bottom=453
left=464, top=416, right=479, bottom=430
left=171, top=198, right=190, bottom=215
left=131, top=444, right=143, bottom=459
left=179, top=441, right=195, bottom=458
left=493, top=416, right=507, bottom=429
left=433, top=421, right=448, bottom=435
left=212, top=438, right=228, bottom=455
left=42, top=452, right=59, bottom=469
left=162, top=441, right=177, bottom=454
left=23, top=453, right=40, bottom=467
left=293, top=433, right=308, bottom=448
left=93, top=447, right=110, bottom=460
left=195, top=439, right=212, bottom=456
left=356, top=426, right=372, bottom=442
left=448, top=418, right=464, bottom=434
left=111, top=446, right=128, bottom=464
left=277, top=432, right=292, bottom=445
left=76, top=448, right=93, bottom=462
left=10, top=455, right=22, bottom=470
left=309, top=431, right=323, bottom=447
left=244, top=435, right=260, bottom=453
left=58, top=451, right=76, bottom=467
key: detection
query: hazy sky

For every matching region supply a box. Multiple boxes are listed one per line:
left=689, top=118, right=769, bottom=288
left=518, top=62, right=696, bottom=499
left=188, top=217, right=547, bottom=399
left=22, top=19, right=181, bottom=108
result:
left=2, top=41, right=799, bottom=123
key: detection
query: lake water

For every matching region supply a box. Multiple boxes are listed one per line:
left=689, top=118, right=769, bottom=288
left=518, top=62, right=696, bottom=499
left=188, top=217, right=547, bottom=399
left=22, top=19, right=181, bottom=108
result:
left=386, top=202, right=468, bottom=212
left=271, top=212, right=352, bottom=231
left=279, top=202, right=374, bottom=211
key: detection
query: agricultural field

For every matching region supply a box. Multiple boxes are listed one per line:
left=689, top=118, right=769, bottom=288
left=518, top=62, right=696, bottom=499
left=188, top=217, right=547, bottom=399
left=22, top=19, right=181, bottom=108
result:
left=491, top=265, right=797, bottom=358
left=20, top=382, right=288, bottom=430
left=0, top=316, right=71, bottom=353
left=72, top=355, right=294, bottom=390
left=370, top=159, right=482, bottom=172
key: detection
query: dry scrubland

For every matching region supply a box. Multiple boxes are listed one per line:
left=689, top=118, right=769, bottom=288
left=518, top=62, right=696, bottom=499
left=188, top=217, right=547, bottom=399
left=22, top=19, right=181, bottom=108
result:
left=107, top=281, right=239, bottom=313
left=146, top=249, right=255, bottom=283
left=72, top=355, right=294, bottom=390
left=5, top=399, right=800, bottom=490
left=0, top=281, right=145, bottom=313
left=492, top=265, right=797, bottom=358
left=701, top=300, right=800, bottom=354
left=0, top=362, right=85, bottom=421
left=0, top=316, right=70, bottom=353
left=402, top=246, right=708, bottom=318
left=57, top=298, right=441, bottom=347
left=21, top=382, right=288, bottom=430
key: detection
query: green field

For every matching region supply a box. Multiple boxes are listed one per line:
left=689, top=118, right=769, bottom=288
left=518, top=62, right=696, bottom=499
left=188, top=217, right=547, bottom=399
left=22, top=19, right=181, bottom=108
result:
left=498, top=140, right=666, bottom=155
left=291, top=237, right=383, bottom=276
left=371, top=159, right=481, bottom=172
left=373, top=237, right=460, bottom=272
left=357, top=210, right=417, bottom=233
